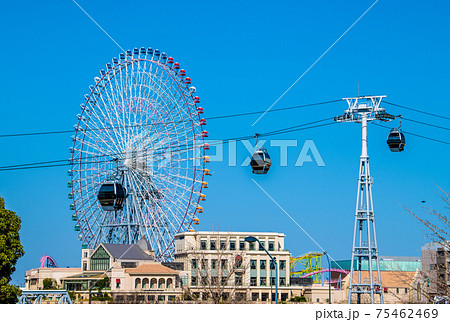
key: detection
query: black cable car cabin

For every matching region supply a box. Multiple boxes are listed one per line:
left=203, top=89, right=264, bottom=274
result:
left=250, top=148, right=271, bottom=174
left=387, top=129, right=406, bottom=152
left=97, top=182, right=126, bottom=211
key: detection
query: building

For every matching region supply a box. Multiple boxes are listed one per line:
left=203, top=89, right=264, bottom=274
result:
left=25, top=267, right=81, bottom=290
left=331, top=256, right=422, bottom=272
left=173, top=231, right=305, bottom=303
left=342, top=270, right=426, bottom=304
left=60, top=236, right=183, bottom=303
left=23, top=231, right=350, bottom=303
left=421, top=241, right=450, bottom=301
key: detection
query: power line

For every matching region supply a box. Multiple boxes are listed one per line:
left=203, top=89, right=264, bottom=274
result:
left=372, top=123, right=450, bottom=145
left=0, top=99, right=341, bottom=139
left=384, top=101, right=450, bottom=121
left=0, top=119, right=337, bottom=172
left=402, top=117, right=450, bottom=131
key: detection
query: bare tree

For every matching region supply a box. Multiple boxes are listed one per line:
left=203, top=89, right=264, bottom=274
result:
left=182, top=239, right=250, bottom=304
left=403, top=187, right=450, bottom=303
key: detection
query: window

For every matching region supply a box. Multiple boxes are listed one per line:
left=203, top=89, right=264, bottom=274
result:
left=211, top=259, right=217, bottom=269
left=260, top=277, right=267, bottom=286
left=191, top=277, right=198, bottom=286
left=135, top=278, right=141, bottom=289
left=268, top=241, right=274, bottom=251
left=235, top=255, right=243, bottom=268
left=235, top=273, right=243, bottom=286
left=82, top=262, right=87, bottom=271
left=211, top=276, right=218, bottom=285
left=83, top=251, right=88, bottom=258
left=249, top=242, right=256, bottom=251
left=260, top=260, right=266, bottom=270
left=230, top=240, right=236, bottom=250
left=200, top=240, right=207, bottom=250
left=168, top=295, right=176, bottom=302
left=261, top=293, right=268, bottom=301
left=157, top=295, right=165, bottom=302
left=220, top=240, right=226, bottom=250
left=280, top=277, right=286, bottom=286
left=252, top=293, right=259, bottom=301
left=201, top=259, right=208, bottom=269
left=250, top=260, right=257, bottom=270
left=405, top=288, right=408, bottom=294
left=259, top=241, right=265, bottom=251
left=270, top=261, right=276, bottom=270
left=239, top=241, right=245, bottom=250
left=279, top=260, right=286, bottom=270
left=270, top=277, right=276, bottom=286
left=210, top=240, right=216, bottom=250
left=396, top=288, right=399, bottom=294
left=221, top=259, right=227, bottom=270
left=90, top=246, right=110, bottom=271
left=221, top=277, right=227, bottom=286
left=191, top=259, right=197, bottom=269
left=250, top=277, right=257, bottom=286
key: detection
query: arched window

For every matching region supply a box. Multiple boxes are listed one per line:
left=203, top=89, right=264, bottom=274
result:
left=142, top=278, right=149, bottom=289
left=166, top=278, right=173, bottom=289
left=158, top=278, right=165, bottom=289
left=135, top=278, right=141, bottom=289
left=150, top=278, right=157, bottom=289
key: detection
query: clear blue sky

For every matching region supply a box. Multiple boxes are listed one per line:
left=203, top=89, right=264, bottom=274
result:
left=1, top=0, right=449, bottom=284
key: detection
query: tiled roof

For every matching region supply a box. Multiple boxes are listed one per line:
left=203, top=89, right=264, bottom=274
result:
left=102, top=243, right=154, bottom=261
left=125, top=264, right=179, bottom=275
left=346, top=271, right=418, bottom=288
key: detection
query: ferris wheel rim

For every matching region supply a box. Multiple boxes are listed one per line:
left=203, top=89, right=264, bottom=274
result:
left=69, top=51, right=207, bottom=257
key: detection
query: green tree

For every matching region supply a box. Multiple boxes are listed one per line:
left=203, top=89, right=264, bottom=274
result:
left=96, top=277, right=110, bottom=293
left=42, top=278, right=55, bottom=290
left=0, top=196, right=25, bottom=303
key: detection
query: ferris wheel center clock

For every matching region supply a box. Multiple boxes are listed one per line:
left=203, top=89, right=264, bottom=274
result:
left=68, top=47, right=209, bottom=262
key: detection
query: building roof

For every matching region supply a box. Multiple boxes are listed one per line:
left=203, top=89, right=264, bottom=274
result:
left=102, top=243, right=154, bottom=261
left=125, top=264, right=179, bottom=275
left=344, top=271, right=419, bottom=288
left=175, top=231, right=285, bottom=237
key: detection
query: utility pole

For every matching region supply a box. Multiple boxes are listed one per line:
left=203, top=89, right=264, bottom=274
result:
left=335, top=95, right=395, bottom=304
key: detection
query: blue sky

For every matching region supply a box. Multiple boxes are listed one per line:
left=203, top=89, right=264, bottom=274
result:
left=1, top=0, right=449, bottom=284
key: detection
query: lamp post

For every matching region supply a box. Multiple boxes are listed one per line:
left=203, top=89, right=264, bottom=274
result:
left=324, top=251, right=331, bottom=304
left=245, top=236, right=278, bottom=304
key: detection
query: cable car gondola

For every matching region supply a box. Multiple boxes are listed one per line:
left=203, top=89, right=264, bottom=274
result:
left=250, top=134, right=271, bottom=174
left=97, top=182, right=126, bottom=211
left=251, top=147, right=272, bottom=174
left=387, top=128, right=405, bottom=152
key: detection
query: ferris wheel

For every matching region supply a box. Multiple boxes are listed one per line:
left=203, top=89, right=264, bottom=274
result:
left=68, top=47, right=209, bottom=261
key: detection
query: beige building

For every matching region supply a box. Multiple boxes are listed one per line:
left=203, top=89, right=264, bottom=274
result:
left=173, top=231, right=307, bottom=303
left=342, top=270, right=427, bottom=304
left=421, top=241, right=450, bottom=301
left=25, top=267, right=81, bottom=290
left=25, top=232, right=349, bottom=303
